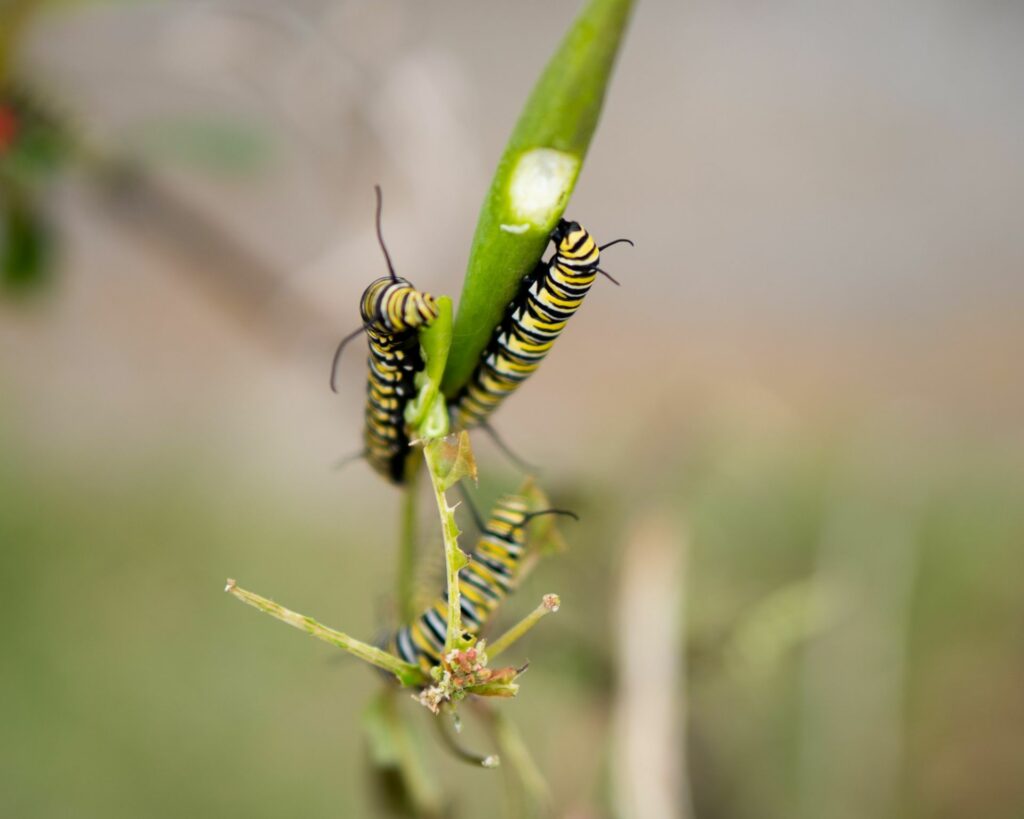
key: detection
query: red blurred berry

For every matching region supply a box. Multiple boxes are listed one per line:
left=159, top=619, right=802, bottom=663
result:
left=0, top=105, right=18, bottom=151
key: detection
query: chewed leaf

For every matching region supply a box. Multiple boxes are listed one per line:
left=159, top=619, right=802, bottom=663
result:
left=451, top=546, right=470, bottom=573
left=427, top=431, right=478, bottom=493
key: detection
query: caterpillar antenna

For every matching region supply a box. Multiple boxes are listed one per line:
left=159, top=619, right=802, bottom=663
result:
left=373, top=185, right=398, bottom=282
left=599, top=237, right=634, bottom=251
left=522, top=508, right=580, bottom=524
left=596, top=267, right=620, bottom=286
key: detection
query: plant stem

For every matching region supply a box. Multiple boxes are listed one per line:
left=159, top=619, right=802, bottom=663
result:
left=386, top=693, right=443, bottom=817
left=399, top=300, right=454, bottom=625
left=364, top=690, right=443, bottom=817
left=397, top=470, right=420, bottom=623
left=406, top=296, right=452, bottom=433
left=421, top=440, right=470, bottom=653
left=434, top=708, right=500, bottom=768
left=487, top=595, right=561, bottom=661
left=225, top=579, right=426, bottom=687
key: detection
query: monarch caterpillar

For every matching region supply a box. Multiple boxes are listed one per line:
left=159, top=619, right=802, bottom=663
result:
left=389, top=495, right=576, bottom=671
left=452, top=219, right=631, bottom=430
left=329, top=188, right=439, bottom=484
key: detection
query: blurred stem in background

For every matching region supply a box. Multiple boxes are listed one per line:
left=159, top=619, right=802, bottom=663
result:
left=397, top=466, right=421, bottom=624
left=612, top=512, right=692, bottom=819
left=476, top=701, right=552, bottom=818
left=364, top=690, right=443, bottom=819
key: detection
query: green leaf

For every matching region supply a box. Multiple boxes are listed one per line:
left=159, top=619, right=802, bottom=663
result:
left=441, top=0, right=635, bottom=397
left=405, top=296, right=453, bottom=437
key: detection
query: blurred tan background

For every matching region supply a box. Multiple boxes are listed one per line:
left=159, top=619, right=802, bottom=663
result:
left=1, top=1, right=1022, bottom=817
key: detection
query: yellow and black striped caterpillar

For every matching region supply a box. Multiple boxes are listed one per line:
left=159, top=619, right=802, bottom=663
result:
left=452, top=219, right=630, bottom=429
left=330, top=188, right=439, bottom=483
left=389, top=495, right=575, bottom=671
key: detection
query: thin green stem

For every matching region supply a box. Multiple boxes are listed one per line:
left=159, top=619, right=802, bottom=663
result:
left=406, top=296, right=452, bottom=434
left=385, top=694, right=443, bottom=816
left=397, top=470, right=420, bottom=623
left=487, top=594, right=561, bottom=661
left=434, top=708, right=500, bottom=768
left=421, top=440, right=470, bottom=653
left=225, top=579, right=426, bottom=687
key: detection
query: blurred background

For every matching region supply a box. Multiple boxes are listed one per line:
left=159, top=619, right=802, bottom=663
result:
left=2, top=0, right=1022, bottom=816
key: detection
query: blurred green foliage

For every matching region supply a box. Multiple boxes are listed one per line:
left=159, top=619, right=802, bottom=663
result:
left=2, top=193, right=52, bottom=292
left=0, top=84, right=73, bottom=295
left=2, top=415, right=1021, bottom=817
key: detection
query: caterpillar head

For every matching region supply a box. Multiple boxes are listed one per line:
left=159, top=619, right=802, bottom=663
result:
left=551, top=219, right=588, bottom=254
left=359, top=276, right=439, bottom=332
left=552, top=220, right=633, bottom=284
left=551, top=219, right=601, bottom=270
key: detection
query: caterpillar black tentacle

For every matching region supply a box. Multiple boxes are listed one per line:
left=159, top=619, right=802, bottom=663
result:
left=452, top=219, right=631, bottom=430
left=598, top=237, right=635, bottom=252
left=388, top=495, right=576, bottom=672
left=329, top=186, right=439, bottom=483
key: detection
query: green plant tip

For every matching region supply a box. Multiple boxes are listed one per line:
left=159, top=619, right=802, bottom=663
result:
left=441, top=0, right=635, bottom=396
